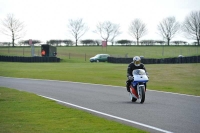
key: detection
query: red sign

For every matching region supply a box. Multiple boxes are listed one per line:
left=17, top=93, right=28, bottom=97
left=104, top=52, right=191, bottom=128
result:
left=102, top=41, right=107, bottom=47
left=29, top=39, right=32, bottom=45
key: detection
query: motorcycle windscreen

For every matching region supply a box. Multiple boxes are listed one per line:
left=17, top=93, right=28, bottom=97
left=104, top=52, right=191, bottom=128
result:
left=132, top=69, right=148, bottom=82
left=132, top=69, right=146, bottom=76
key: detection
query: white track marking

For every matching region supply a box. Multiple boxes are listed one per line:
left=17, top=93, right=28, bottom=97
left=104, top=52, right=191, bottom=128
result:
left=39, top=95, right=173, bottom=133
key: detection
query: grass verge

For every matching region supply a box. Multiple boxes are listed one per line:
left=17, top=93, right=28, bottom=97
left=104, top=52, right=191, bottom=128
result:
left=0, top=87, right=147, bottom=133
left=0, top=46, right=199, bottom=60
left=0, top=62, right=200, bottom=96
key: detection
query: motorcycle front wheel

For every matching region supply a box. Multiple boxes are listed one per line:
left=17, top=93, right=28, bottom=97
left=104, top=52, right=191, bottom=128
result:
left=139, top=86, right=145, bottom=103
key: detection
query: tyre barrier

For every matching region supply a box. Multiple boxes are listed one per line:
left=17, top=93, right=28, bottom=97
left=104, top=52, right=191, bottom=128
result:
left=0, top=55, right=60, bottom=62
left=107, top=56, right=200, bottom=64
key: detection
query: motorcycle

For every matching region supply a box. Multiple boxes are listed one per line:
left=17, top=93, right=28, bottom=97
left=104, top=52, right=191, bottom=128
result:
left=129, top=69, right=149, bottom=103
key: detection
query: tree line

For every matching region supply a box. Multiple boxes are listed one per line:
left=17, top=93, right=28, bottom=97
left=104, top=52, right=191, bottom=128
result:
left=1, top=10, right=200, bottom=47
left=0, top=39, right=193, bottom=47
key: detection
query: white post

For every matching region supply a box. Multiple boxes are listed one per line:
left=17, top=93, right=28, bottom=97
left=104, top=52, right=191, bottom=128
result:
left=31, top=45, right=34, bottom=57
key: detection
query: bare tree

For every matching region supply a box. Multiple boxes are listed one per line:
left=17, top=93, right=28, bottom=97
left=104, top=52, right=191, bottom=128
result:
left=182, top=11, right=200, bottom=46
left=94, top=21, right=121, bottom=46
left=1, top=14, right=25, bottom=47
left=108, top=24, right=121, bottom=46
left=128, top=19, right=147, bottom=45
left=67, top=18, right=88, bottom=46
left=157, top=16, right=180, bottom=46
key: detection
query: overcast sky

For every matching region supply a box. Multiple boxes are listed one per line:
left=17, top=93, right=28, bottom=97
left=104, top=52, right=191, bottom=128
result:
left=0, top=0, right=200, bottom=43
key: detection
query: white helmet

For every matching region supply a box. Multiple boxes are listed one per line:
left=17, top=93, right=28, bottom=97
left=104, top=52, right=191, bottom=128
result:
left=133, top=56, right=141, bottom=66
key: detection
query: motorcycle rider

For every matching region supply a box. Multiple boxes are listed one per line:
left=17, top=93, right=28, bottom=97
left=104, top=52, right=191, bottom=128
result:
left=126, top=56, right=147, bottom=92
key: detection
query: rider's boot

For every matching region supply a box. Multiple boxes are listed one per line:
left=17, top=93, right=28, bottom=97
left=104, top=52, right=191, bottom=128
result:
left=126, top=81, right=130, bottom=92
left=127, top=86, right=130, bottom=92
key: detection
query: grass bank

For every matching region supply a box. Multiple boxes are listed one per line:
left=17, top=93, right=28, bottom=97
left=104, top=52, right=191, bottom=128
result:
left=0, top=46, right=199, bottom=60
left=0, top=62, right=199, bottom=96
left=1, top=46, right=199, bottom=133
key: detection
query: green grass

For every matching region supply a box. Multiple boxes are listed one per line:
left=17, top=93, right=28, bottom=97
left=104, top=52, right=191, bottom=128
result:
left=0, top=62, right=200, bottom=96
left=0, top=46, right=199, bottom=61
left=0, top=87, right=147, bottom=133
left=0, top=46, right=200, bottom=133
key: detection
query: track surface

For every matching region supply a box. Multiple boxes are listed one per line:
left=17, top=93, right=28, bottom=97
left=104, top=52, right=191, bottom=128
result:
left=0, top=77, right=200, bottom=133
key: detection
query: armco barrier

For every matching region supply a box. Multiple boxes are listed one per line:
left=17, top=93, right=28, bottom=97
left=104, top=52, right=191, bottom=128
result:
left=107, top=56, right=200, bottom=64
left=0, top=55, right=60, bottom=62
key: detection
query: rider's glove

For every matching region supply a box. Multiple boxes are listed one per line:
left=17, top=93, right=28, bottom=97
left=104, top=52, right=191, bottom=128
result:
left=128, top=76, right=133, bottom=80
left=146, top=72, right=149, bottom=78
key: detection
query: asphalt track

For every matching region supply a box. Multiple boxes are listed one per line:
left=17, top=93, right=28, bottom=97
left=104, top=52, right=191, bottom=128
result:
left=0, top=77, right=200, bottom=133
